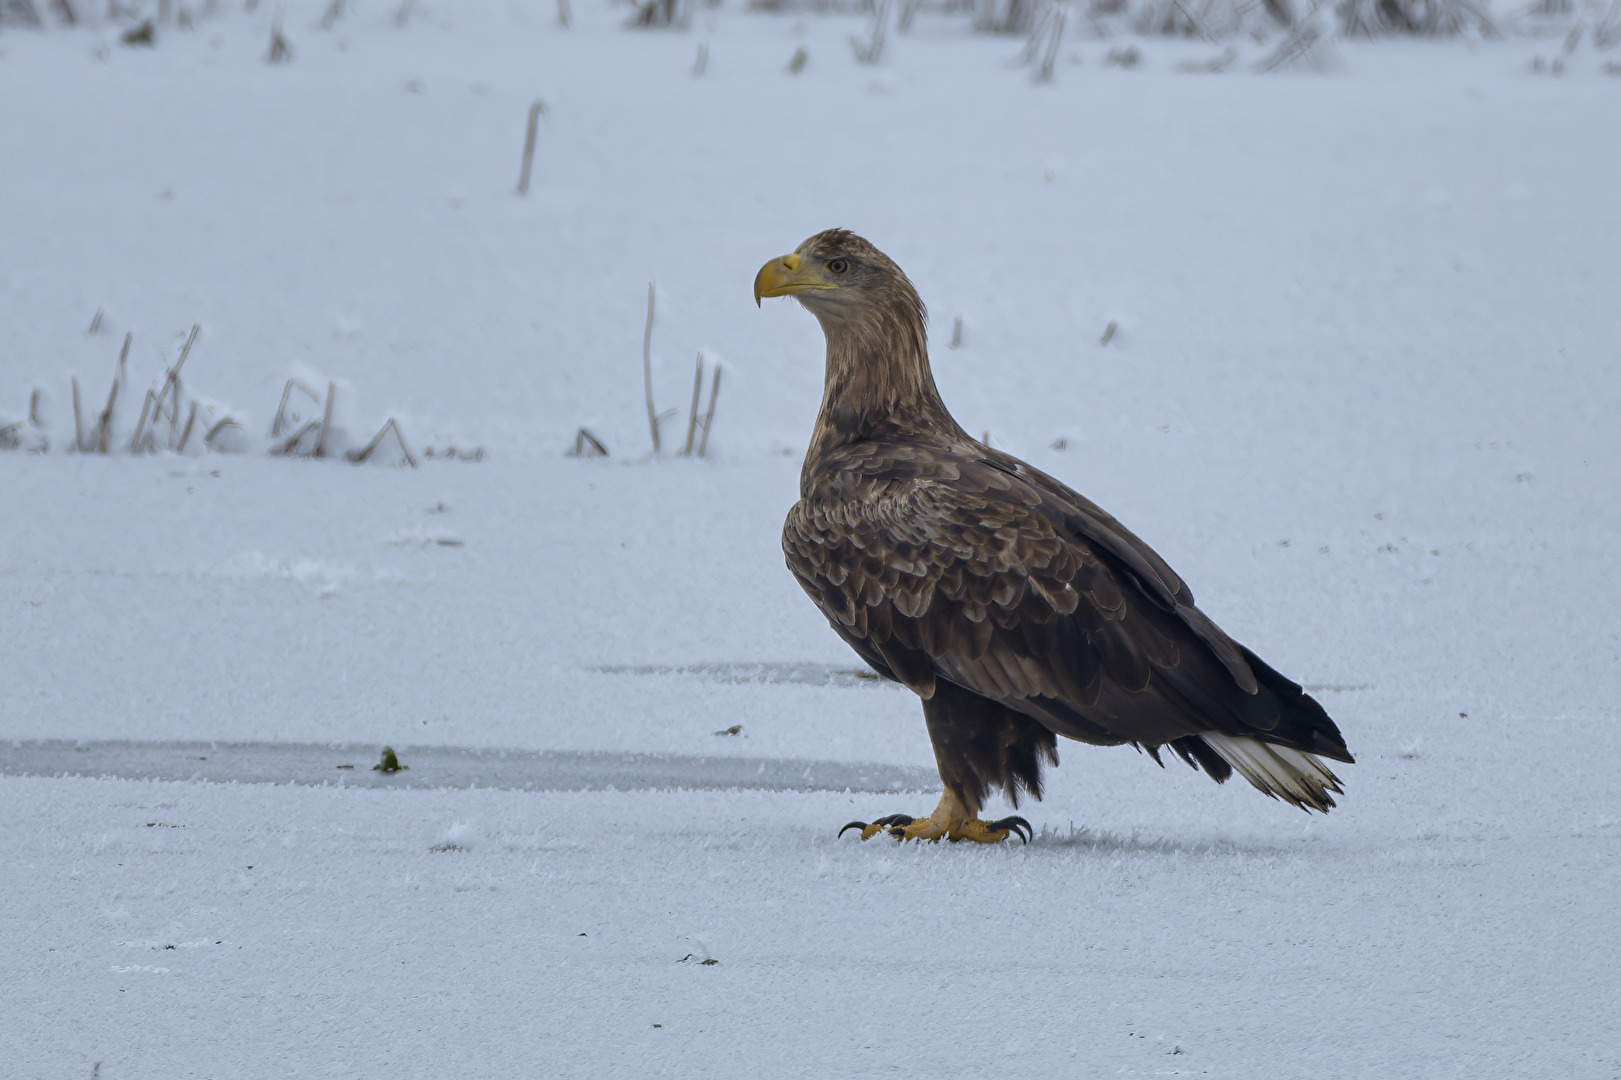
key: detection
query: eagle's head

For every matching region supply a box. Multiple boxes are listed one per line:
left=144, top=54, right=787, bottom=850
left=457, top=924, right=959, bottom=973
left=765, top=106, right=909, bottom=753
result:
left=754, top=229, right=925, bottom=337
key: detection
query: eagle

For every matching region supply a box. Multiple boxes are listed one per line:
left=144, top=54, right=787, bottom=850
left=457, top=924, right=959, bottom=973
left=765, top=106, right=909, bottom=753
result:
left=754, top=229, right=1353, bottom=844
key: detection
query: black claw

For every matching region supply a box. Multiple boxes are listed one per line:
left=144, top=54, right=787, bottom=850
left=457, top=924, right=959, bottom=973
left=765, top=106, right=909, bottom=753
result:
left=989, top=816, right=1033, bottom=843
left=838, top=821, right=869, bottom=838
left=872, top=814, right=915, bottom=828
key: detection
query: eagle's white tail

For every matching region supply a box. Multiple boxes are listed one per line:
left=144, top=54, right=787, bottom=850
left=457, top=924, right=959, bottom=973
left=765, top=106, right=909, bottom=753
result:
left=1200, top=732, right=1344, bottom=812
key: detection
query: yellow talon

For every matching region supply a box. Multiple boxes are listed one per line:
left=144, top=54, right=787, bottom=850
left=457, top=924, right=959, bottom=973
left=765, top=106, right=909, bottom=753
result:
left=838, top=792, right=1033, bottom=845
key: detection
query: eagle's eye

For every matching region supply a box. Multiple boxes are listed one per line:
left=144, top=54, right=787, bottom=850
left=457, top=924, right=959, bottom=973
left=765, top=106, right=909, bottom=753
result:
left=827, top=258, right=850, bottom=275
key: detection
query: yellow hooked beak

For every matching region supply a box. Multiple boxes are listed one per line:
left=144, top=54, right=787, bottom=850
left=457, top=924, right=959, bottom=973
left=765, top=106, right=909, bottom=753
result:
left=754, top=251, right=838, bottom=307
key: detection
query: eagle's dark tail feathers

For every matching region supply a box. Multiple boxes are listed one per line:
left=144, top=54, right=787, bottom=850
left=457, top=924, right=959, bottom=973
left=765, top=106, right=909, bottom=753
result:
left=1152, top=647, right=1354, bottom=813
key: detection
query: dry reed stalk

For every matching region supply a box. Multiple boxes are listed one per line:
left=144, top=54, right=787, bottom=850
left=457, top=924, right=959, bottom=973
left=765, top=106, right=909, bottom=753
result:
left=272, top=379, right=296, bottom=437
left=95, top=334, right=131, bottom=453
left=87, top=308, right=103, bottom=335
left=350, top=418, right=417, bottom=467
left=274, top=420, right=319, bottom=456
left=572, top=428, right=608, bottom=457
left=268, top=15, right=290, bottom=63
left=155, top=322, right=199, bottom=444
left=272, top=379, right=320, bottom=438
left=517, top=100, right=547, bottom=196
left=204, top=417, right=241, bottom=450
left=697, top=364, right=721, bottom=458
left=1035, top=5, right=1065, bottom=81
left=643, top=283, right=662, bottom=452
left=315, top=381, right=335, bottom=458
left=177, top=401, right=199, bottom=453
left=72, top=377, right=84, bottom=451
left=682, top=352, right=704, bottom=455
left=130, top=390, right=156, bottom=454
left=851, top=0, right=889, bottom=62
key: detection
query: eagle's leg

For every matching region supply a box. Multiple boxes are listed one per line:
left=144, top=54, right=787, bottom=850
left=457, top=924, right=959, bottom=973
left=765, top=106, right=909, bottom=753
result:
left=837, top=681, right=1050, bottom=845
left=838, top=789, right=1031, bottom=843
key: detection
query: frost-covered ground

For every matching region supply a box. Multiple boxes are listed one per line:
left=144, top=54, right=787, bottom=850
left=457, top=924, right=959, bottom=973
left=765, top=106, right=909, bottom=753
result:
left=3, top=4, right=1620, bottom=1078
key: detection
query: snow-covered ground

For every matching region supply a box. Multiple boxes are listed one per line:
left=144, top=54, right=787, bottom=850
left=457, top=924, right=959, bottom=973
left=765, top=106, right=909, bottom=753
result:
left=3, top=5, right=1619, bottom=1077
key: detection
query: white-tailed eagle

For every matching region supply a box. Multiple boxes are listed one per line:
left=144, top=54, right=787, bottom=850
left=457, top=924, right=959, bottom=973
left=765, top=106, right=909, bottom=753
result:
left=755, top=229, right=1353, bottom=844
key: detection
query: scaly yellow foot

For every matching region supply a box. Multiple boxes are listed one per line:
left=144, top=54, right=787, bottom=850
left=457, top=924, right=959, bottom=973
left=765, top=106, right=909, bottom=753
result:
left=838, top=791, right=1032, bottom=844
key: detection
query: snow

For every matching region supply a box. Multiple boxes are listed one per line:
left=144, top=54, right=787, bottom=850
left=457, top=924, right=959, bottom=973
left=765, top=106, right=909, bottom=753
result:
left=2, top=4, right=1620, bottom=1077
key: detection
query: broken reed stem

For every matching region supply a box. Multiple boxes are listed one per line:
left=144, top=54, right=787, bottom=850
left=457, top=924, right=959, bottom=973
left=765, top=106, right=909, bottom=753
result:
left=87, top=308, right=102, bottom=335
left=272, top=378, right=296, bottom=438
left=130, top=390, right=156, bottom=454
left=517, top=99, right=546, bottom=196
left=698, top=364, right=721, bottom=459
left=204, top=417, right=241, bottom=450
left=177, top=401, right=198, bottom=453
left=682, top=352, right=704, bottom=456
left=573, top=427, right=607, bottom=457
left=29, top=388, right=42, bottom=428
left=275, top=420, right=319, bottom=456
left=268, top=16, right=291, bottom=63
left=1036, top=7, right=1065, bottom=81
left=155, top=322, right=199, bottom=447
left=642, top=283, right=661, bottom=453
left=95, top=333, right=131, bottom=454
left=72, top=377, right=84, bottom=452
left=315, top=381, right=335, bottom=458
left=350, top=418, right=417, bottom=468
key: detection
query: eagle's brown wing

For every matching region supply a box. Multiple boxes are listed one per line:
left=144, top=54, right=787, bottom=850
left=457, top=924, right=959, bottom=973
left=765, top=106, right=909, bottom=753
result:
left=783, top=442, right=1352, bottom=765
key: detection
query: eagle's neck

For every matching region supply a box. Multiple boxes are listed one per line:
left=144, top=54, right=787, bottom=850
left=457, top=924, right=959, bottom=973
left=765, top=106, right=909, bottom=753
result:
left=804, top=301, right=964, bottom=474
